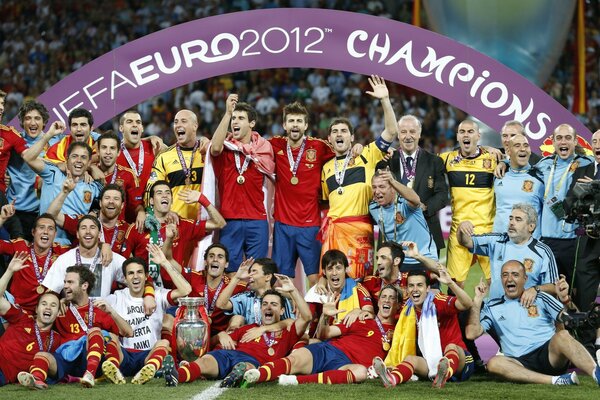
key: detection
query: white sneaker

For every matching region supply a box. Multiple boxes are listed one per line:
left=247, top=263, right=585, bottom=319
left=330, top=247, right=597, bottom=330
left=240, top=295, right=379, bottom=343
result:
left=243, top=369, right=260, bottom=384
left=278, top=374, right=298, bottom=386
left=81, top=371, right=95, bottom=388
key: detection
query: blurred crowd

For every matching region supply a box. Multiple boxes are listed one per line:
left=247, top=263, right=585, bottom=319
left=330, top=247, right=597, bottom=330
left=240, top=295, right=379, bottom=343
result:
left=0, top=0, right=598, bottom=151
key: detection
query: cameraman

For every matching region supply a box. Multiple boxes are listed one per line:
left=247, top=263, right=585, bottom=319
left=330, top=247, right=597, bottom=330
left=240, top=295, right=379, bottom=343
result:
left=565, top=129, right=600, bottom=355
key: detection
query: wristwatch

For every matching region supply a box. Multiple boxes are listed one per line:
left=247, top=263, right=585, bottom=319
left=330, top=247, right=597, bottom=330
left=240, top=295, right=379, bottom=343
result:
left=534, top=286, right=540, bottom=294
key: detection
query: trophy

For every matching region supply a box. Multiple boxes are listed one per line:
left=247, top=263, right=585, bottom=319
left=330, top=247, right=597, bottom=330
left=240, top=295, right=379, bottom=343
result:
left=175, top=297, right=209, bottom=362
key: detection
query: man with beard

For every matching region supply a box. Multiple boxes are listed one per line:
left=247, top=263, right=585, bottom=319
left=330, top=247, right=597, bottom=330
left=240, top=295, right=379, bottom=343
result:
left=319, top=75, right=398, bottom=279
left=47, top=182, right=132, bottom=257
left=6, top=100, right=51, bottom=240
left=242, top=285, right=399, bottom=386
left=458, top=203, right=558, bottom=304
left=0, top=254, right=62, bottom=386
left=41, top=215, right=127, bottom=298
left=148, top=109, right=206, bottom=219
left=0, top=212, right=68, bottom=313
left=91, top=132, right=144, bottom=226
left=126, top=180, right=225, bottom=288
left=269, top=102, right=335, bottom=286
left=163, top=277, right=311, bottom=387
left=18, top=265, right=132, bottom=389
left=373, top=269, right=474, bottom=389
left=387, top=115, right=448, bottom=256
left=466, top=260, right=600, bottom=386
left=369, top=165, right=438, bottom=267
left=493, top=134, right=544, bottom=238
left=43, top=108, right=98, bottom=165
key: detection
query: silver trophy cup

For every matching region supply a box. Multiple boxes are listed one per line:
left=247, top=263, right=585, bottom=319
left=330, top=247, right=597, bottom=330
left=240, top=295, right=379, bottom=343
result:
left=175, top=297, right=209, bottom=362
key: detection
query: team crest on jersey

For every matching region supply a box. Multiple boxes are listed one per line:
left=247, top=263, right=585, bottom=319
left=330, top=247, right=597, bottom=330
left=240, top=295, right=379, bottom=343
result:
left=117, top=230, right=126, bottom=243
left=116, top=178, right=124, bottom=187
left=522, top=180, right=534, bottom=193
left=483, top=159, right=492, bottom=169
left=395, top=212, right=405, bottom=224
left=569, top=161, right=579, bottom=172
left=305, top=149, right=317, bottom=162
left=527, top=305, right=539, bottom=317
left=523, top=258, right=534, bottom=273
left=83, top=190, right=92, bottom=203
left=427, top=176, right=434, bottom=189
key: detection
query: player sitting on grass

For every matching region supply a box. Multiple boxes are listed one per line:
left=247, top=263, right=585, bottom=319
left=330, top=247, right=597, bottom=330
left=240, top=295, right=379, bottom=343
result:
left=162, top=274, right=311, bottom=387
left=372, top=268, right=474, bottom=389
left=466, top=260, right=600, bottom=386
left=243, top=285, right=399, bottom=386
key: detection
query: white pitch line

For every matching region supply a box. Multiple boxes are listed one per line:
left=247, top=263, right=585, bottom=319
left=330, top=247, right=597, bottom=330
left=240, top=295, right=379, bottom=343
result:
left=191, top=381, right=227, bottom=400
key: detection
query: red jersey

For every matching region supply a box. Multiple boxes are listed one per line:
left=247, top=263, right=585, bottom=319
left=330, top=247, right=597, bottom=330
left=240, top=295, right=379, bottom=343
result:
left=126, top=219, right=207, bottom=287
left=103, top=164, right=142, bottom=223
left=116, top=140, right=155, bottom=192
left=45, top=135, right=96, bottom=164
left=330, top=318, right=395, bottom=367
left=270, top=136, right=334, bottom=226
left=63, top=215, right=131, bottom=257
left=55, top=301, right=120, bottom=342
left=0, top=124, right=28, bottom=192
left=363, top=271, right=436, bottom=307
left=226, top=323, right=301, bottom=365
left=189, top=272, right=247, bottom=337
left=212, top=148, right=267, bottom=220
left=0, top=306, right=63, bottom=382
left=0, top=239, right=69, bottom=313
left=415, top=293, right=466, bottom=351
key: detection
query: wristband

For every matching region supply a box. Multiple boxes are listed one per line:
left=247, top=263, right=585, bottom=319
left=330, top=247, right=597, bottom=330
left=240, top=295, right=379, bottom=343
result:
left=198, top=194, right=211, bottom=208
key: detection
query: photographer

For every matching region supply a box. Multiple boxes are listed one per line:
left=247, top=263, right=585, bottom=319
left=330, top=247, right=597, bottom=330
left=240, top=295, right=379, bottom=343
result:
left=565, top=129, right=600, bottom=355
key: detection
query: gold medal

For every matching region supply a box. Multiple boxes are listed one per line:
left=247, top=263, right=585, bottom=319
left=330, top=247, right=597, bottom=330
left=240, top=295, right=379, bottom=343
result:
left=290, top=176, right=299, bottom=185
left=383, top=341, right=390, bottom=351
left=36, top=285, right=45, bottom=294
left=267, top=347, right=275, bottom=356
left=237, top=175, right=245, bottom=184
left=185, top=177, right=191, bottom=185
left=337, top=187, right=344, bottom=195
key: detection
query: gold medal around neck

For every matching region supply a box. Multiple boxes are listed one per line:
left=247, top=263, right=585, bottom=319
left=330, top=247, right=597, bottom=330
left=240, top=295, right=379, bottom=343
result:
left=185, top=177, right=191, bottom=185
left=267, top=347, right=275, bottom=356
left=290, top=176, right=299, bottom=185
left=237, top=175, right=245, bottom=184
left=36, top=285, right=45, bottom=294
left=383, top=341, right=390, bottom=351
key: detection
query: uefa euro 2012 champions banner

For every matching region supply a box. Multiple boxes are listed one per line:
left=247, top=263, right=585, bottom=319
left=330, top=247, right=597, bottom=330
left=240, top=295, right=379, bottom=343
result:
left=11, top=8, right=590, bottom=146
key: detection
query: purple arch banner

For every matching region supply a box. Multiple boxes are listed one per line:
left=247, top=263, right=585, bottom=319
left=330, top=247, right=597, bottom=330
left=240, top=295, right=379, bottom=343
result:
left=10, top=8, right=590, bottom=146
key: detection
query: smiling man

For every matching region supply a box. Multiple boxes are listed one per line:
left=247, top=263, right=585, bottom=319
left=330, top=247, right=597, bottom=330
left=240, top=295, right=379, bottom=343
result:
left=466, top=260, right=600, bottom=386
left=43, top=108, right=97, bottom=165
left=148, top=109, right=205, bottom=219
left=319, top=75, right=398, bottom=279
left=493, top=134, right=544, bottom=238
left=243, top=285, right=398, bottom=386
left=164, top=276, right=311, bottom=388
left=387, top=115, right=449, bottom=256
left=210, top=95, right=275, bottom=273
left=374, top=268, right=474, bottom=389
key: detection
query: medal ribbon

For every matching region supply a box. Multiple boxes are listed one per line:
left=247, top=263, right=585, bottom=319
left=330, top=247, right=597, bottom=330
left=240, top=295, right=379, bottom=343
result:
left=203, top=279, right=225, bottom=316
left=75, top=248, right=101, bottom=274
left=334, top=152, right=352, bottom=190
left=34, top=323, right=55, bottom=352
left=374, top=316, right=390, bottom=346
left=176, top=140, right=199, bottom=181
left=286, top=138, right=306, bottom=178
left=262, top=331, right=277, bottom=347
left=69, top=300, right=94, bottom=332
left=377, top=196, right=398, bottom=243
left=234, top=151, right=251, bottom=176
left=99, top=223, right=120, bottom=249
left=30, top=245, right=53, bottom=284
left=109, top=166, right=118, bottom=184
left=121, top=143, right=144, bottom=176
left=399, top=148, right=419, bottom=182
